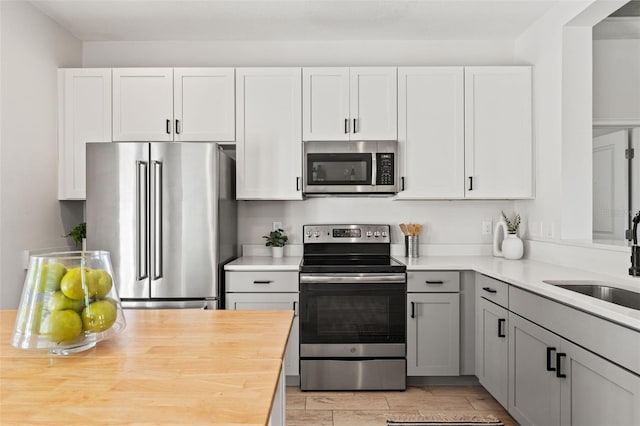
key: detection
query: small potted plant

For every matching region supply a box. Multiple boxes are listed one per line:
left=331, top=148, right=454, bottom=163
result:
left=66, top=222, right=86, bottom=251
left=500, top=211, right=523, bottom=260
left=262, top=228, right=288, bottom=258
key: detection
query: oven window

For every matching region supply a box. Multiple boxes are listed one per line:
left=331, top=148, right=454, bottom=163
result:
left=306, top=154, right=371, bottom=185
left=300, top=283, right=406, bottom=344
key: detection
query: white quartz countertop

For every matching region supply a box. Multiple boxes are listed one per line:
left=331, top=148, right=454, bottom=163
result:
left=225, top=255, right=640, bottom=331
left=225, top=256, right=302, bottom=271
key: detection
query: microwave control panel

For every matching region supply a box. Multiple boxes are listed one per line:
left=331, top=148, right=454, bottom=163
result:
left=376, top=153, right=395, bottom=186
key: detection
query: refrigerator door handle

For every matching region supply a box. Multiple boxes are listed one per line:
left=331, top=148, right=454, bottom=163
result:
left=136, top=161, right=148, bottom=280
left=152, top=160, right=163, bottom=280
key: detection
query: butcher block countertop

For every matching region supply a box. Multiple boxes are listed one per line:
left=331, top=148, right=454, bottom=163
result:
left=0, top=309, right=294, bottom=425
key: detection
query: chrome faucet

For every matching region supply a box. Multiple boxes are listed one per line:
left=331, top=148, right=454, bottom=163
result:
left=631, top=211, right=640, bottom=277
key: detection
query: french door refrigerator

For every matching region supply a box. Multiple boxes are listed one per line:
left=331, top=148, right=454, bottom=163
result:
left=86, top=142, right=237, bottom=309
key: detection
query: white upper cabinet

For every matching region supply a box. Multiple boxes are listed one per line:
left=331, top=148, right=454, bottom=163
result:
left=303, top=68, right=350, bottom=141
left=113, top=68, right=235, bottom=142
left=173, top=68, right=235, bottom=142
left=464, top=66, right=533, bottom=198
left=112, top=68, right=174, bottom=141
left=58, top=68, right=112, bottom=200
left=303, top=67, right=397, bottom=141
left=397, top=67, right=465, bottom=199
left=236, top=68, right=303, bottom=200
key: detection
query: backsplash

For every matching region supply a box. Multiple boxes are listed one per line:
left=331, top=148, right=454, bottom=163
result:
left=238, top=198, right=515, bottom=247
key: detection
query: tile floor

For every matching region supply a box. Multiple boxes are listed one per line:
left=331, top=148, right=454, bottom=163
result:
left=286, top=385, right=519, bottom=426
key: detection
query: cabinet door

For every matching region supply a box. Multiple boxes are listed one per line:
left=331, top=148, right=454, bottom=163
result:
left=58, top=68, right=112, bottom=200
left=302, top=67, right=350, bottom=141
left=464, top=66, right=532, bottom=198
left=508, top=313, right=562, bottom=426
left=407, top=293, right=460, bottom=376
left=236, top=68, right=303, bottom=200
left=397, top=67, right=464, bottom=199
left=173, top=68, right=235, bottom=142
left=113, top=68, right=174, bottom=141
left=350, top=67, right=397, bottom=140
left=476, top=297, right=509, bottom=408
left=560, top=339, right=640, bottom=426
left=226, top=292, right=299, bottom=376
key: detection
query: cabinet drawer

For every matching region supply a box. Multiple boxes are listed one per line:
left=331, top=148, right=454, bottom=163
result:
left=407, top=271, right=460, bottom=292
left=226, top=271, right=298, bottom=292
left=478, top=274, right=509, bottom=308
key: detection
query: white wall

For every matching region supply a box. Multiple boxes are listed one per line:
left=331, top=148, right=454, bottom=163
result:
left=514, top=0, right=637, bottom=280
left=593, top=38, right=640, bottom=124
left=0, top=1, right=83, bottom=308
left=84, top=38, right=519, bottom=249
left=83, top=39, right=517, bottom=68
left=239, top=199, right=515, bottom=247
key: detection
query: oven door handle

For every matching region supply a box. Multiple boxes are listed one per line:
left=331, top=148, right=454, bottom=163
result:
left=299, top=274, right=406, bottom=284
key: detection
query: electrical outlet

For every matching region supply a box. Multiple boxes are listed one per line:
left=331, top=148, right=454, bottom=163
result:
left=482, top=221, right=493, bottom=235
left=272, top=222, right=282, bottom=231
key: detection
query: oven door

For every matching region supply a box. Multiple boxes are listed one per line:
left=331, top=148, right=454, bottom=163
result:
left=299, top=273, right=406, bottom=357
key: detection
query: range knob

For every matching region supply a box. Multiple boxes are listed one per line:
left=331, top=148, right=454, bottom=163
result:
left=366, top=231, right=373, bottom=238
left=313, top=231, right=320, bottom=238
left=381, top=231, right=388, bottom=237
left=374, top=231, right=381, bottom=238
left=305, top=231, right=312, bottom=239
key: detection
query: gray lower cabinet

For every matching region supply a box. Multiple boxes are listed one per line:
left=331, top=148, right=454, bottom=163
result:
left=407, top=293, right=460, bottom=375
left=560, top=339, right=640, bottom=426
left=476, top=297, right=509, bottom=409
left=407, top=271, right=460, bottom=376
left=508, top=312, right=562, bottom=426
left=225, top=271, right=299, bottom=377
left=508, top=312, right=640, bottom=426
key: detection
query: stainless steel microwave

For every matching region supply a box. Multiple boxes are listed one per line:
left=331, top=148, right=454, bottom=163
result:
left=303, top=141, right=398, bottom=195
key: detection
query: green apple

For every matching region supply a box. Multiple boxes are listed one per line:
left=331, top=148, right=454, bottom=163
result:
left=60, top=267, right=96, bottom=300
left=46, top=291, right=85, bottom=312
left=81, top=300, right=117, bottom=332
left=90, top=269, right=113, bottom=299
left=30, top=262, right=67, bottom=293
left=40, top=310, right=83, bottom=342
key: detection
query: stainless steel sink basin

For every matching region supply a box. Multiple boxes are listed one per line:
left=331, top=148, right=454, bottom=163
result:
left=543, top=280, right=640, bottom=310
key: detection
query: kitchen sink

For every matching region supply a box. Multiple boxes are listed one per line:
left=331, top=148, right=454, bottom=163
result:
left=543, top=280, right=640, bottom=310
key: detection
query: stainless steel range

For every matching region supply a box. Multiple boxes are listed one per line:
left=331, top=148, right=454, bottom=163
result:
left=299, top=224, right=407, bottom=391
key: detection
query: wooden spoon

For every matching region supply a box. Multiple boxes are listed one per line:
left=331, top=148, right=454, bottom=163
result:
left=399, top=223, right=408, bottom=236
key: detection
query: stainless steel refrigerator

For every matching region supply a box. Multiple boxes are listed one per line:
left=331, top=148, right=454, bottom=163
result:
left=86, top=142, right=237, bottom=309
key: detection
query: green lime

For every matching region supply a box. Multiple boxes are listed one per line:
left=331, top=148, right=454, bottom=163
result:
left=81, top=300, right=117, bottom=332
left=90, top=269, right=113, bottom=299
left=40, top=310, right=83, bottom=342
left=60, top=267, right=96, bottom=300
left=47, top=291, right=85, bottom=312
left=30, top=262, right=67, bottom=293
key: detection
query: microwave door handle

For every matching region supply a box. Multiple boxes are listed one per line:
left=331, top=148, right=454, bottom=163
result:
left=371, top=153, right=377, bottom=187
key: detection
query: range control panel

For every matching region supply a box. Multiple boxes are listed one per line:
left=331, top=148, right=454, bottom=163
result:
left=303, top=224, right=390, bottom=244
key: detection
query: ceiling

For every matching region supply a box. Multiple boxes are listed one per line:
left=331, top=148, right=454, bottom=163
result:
left=30, top=0, right=561, bottom=42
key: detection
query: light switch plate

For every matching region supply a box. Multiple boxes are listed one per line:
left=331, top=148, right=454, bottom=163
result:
left=482, top=221, right=493, bottom=235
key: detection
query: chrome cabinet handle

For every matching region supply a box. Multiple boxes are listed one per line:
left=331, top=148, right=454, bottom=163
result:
left=165, top=119, right=172, bottom=135
left=426, top=280, right=444, bottom=284
left=253, top=280, right=273, bottom=284
left=136, top=161, right=148, bottom=280
left=353, top=118, right=357, bottom=133
left=410, top=301, right=415, bottom=319
left=175, top=119, right=181, bottom=135
left=401, top=177, right=405, bottom=191
left=293, top=301, right=298, bottom=316
left=468, top=176, right=474, bottom=191
left=483, top=287, right=497, bottom=294
left=344, top=118, right=349, bottom=134
left=152, top=160, right=163, bottom=280
left=296, top=177, right=301, bottom=191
